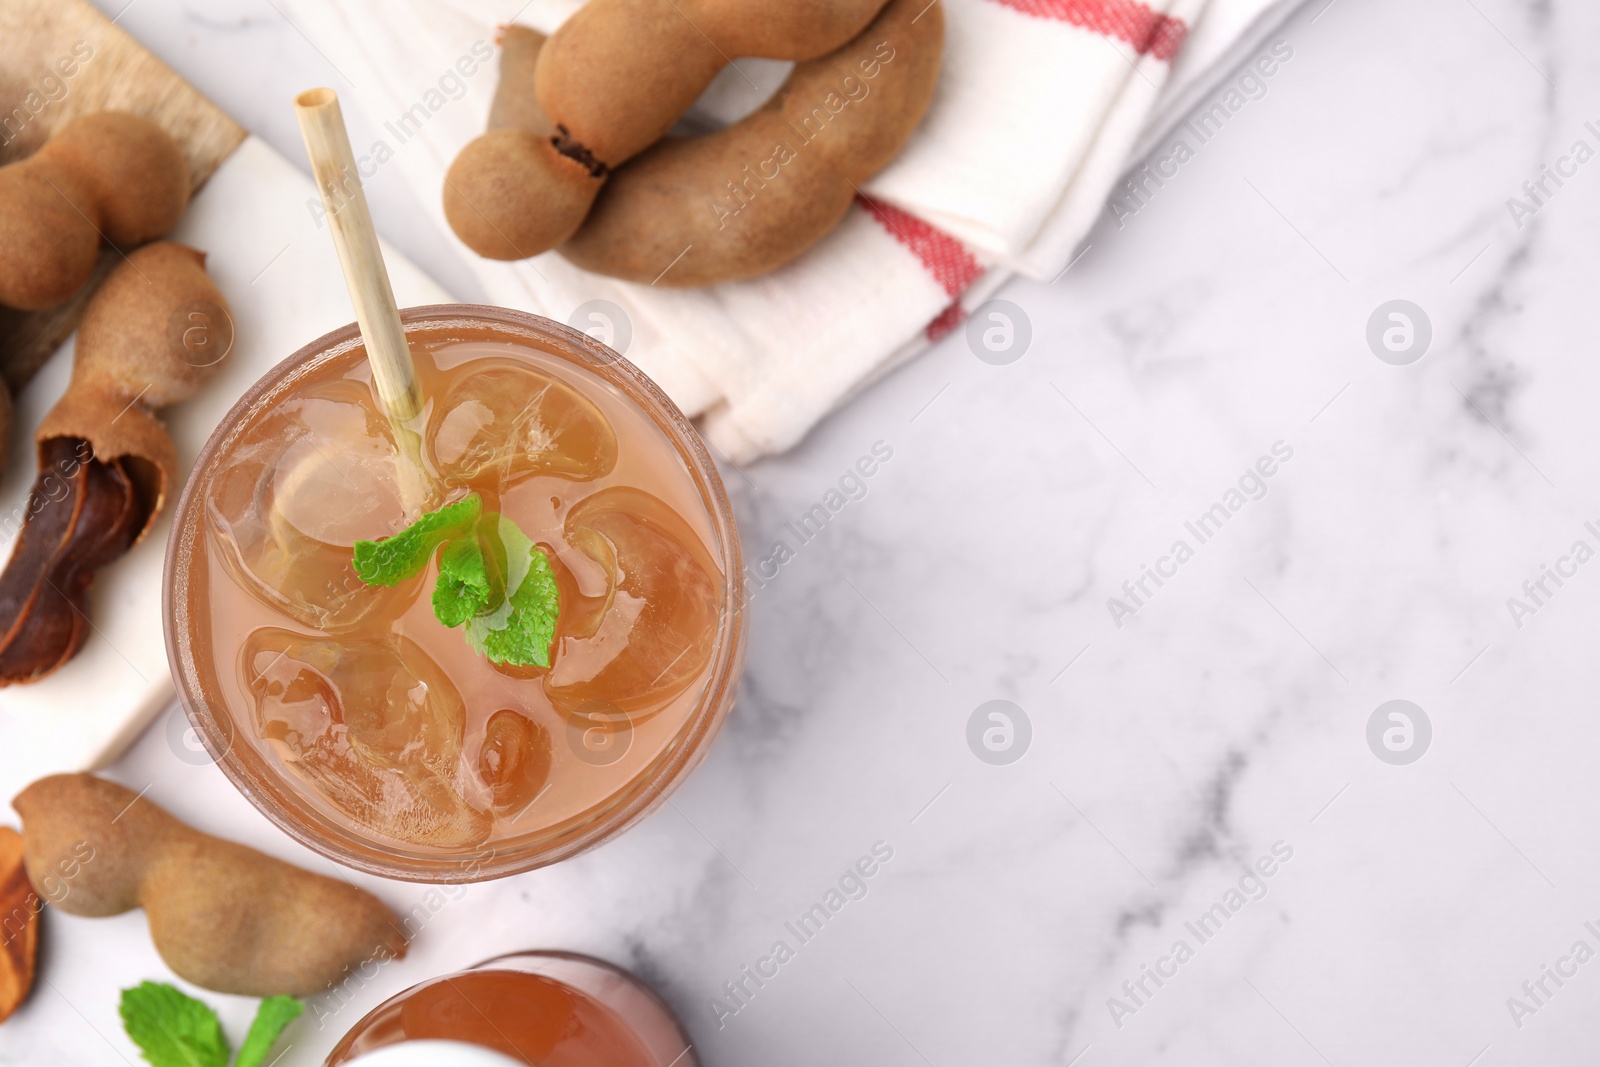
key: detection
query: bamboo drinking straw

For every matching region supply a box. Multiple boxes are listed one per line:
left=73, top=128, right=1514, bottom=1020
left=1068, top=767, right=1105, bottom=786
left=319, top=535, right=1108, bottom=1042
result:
left=294, top=88, right=423, bottom=425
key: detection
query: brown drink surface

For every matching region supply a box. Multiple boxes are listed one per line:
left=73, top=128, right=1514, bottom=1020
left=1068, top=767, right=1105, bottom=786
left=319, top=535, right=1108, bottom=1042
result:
left=325, top=953, right=691, bottom=1065
left=191, top=326, right=724, bottom=852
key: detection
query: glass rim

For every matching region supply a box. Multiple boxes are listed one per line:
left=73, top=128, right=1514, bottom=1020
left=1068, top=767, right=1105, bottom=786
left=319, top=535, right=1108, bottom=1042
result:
left=163, top=304, right=745, bottom=883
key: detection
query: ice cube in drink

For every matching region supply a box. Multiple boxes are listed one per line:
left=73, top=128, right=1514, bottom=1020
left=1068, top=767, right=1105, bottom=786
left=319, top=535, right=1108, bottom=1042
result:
left=428, top=360, right=617, bottom=485
left=207, top=380, right=421, bottom=633
left=241, top=627, right=490, bottom=847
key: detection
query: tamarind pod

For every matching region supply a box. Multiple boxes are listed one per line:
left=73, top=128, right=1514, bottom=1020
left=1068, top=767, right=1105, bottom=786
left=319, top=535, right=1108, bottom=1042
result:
left=0, top=243, right=224, bottom=678
left=67, top=243, right=232, bottom=410
left=0, top=163, right=100, bottom=310
left=487, top=25, right=552, bottom=134
left=442, top=0, right=904, bottom=264
left=536, top=0, right=893, bottom=167
left=701, top=0, right=910, bottom=56
left=535, top=2, right=730, bottom=167
left=37, top=242, right=232, bottom=539
left=14, top=775, right=409, bottom=998
left=443, top=129, right=600, bottom=261
left=0, top=439, right=143, bottom=686
left=0, top=113, right=189, bottom=311
left=448, top=26, right=588, bottom=259
left=40, top=113, right=190, bottom=247
left=561, top=0, right=944, bottom=287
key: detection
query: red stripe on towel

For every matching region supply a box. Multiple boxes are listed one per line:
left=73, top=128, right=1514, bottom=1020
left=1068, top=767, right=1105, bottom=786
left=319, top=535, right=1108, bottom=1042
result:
left=986, top=0, right=1188, bottom=60
left=858, top=196, right=984, bottom=341
left=925, top=303, right=966, bottom=342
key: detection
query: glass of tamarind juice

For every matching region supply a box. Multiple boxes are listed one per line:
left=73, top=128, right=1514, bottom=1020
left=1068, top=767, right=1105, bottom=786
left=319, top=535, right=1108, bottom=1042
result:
left=163, top=305, right=744, bottom=881
left=325, top=951, right=696, bottom=1066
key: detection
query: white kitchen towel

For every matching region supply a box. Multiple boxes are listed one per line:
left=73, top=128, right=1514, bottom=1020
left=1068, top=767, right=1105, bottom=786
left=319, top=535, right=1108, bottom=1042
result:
left=281, top=0, right=1301, bottom=462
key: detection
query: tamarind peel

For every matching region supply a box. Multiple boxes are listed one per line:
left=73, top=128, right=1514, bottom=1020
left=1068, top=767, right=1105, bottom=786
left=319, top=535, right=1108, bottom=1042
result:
left=0, top=243, right=232, bottom=685
left=0, top=827, right=39, bottom=1024
left=445, top=0, right=941, bottom=284
left=0, top=439, right=144, bottom=685
left=13, top=774, right=408, bottom=998
left=0, top=113, right=189, bottom=310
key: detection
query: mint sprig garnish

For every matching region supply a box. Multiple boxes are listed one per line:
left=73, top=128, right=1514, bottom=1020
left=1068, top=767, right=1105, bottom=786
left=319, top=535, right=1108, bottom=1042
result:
left=462, top=517, right=560, bottom=669
left=352, top=493, right=481, bottom=586
left=235, top=996, right=303, bottom=1067
left=120, top=982, right=228, bottom=1067
left=351, top=493, right=560, bottom=668
left=119, top=981, right=301, bottom=1067
left=433, top=536, right=491, bottom=626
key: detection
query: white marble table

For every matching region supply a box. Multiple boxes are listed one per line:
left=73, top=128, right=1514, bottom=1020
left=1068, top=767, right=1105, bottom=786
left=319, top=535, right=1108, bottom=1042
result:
left=8, top=0, right=1600, bottom=1064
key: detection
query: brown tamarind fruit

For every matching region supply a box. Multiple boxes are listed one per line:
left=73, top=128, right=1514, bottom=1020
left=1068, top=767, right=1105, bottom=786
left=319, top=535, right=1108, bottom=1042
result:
left=537, top=0, right=893, bottom=164
left=14, top=774, right=408, bottom=997
left=564, top=0, right=944, bottom=285
left=0, top=113, right=189, bottom=310
left=0, top=243, right=231, bottom=685
left=37, top=241, right=232, bottom=527
left=444, top=0, right=914, bottom=272
left=444, top=25, right=579, bottom=259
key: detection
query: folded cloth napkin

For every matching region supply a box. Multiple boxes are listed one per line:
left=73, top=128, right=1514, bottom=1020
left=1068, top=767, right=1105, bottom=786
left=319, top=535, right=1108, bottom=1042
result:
left=282, top=0, right=1300, bottom=462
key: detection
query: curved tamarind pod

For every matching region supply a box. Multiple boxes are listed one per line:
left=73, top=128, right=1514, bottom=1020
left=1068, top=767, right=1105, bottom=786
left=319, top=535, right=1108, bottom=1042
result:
left=444, top=0, right=893, bottom=263
left=0, top=113, right=189, bottom=310
left=37, top=242, right=233, bottom=535
left=537, top=0, right=893, bottom=165
left=562, top=0, right=943, bottom=287
left=15, top=775, right=408, bottom=997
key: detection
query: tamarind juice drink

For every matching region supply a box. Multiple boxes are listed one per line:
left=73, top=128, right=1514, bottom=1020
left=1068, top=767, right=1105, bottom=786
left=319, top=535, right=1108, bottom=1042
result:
left=325, top=952, right=697, bottom=1065
left=166, top=307, right=744, bottom=880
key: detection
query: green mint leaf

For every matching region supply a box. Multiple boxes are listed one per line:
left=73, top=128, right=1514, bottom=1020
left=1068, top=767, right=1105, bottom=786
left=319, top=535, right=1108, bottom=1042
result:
left=433, top=536, right=491, bottom=627
left=234, top=996, right=303, bottom=1067
left=118, top=982, right=230, bottom=1067
left=352, top=493, right=482, bottom=587
left=462, top=515, right=560, bottom=668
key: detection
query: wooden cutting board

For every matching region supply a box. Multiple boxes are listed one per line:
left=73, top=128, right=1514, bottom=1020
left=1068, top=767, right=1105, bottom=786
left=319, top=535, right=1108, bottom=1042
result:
left=0, top=0, right=245, bottom=392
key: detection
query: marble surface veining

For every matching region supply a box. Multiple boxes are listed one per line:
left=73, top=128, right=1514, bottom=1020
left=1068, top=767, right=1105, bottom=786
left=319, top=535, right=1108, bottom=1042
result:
left=6, top=0, right=1600, bottom=1064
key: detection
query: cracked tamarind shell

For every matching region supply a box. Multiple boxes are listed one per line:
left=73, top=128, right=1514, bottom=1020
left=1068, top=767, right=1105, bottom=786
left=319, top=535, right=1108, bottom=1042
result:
left=35, top=242, right=233, bottom=541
